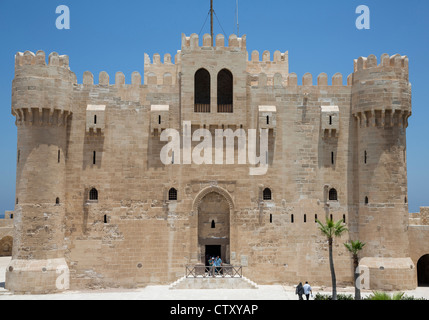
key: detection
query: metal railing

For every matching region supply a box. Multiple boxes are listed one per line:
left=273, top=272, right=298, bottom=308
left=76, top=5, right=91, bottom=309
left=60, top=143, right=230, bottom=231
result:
left=185, top=265, right=243, bottom=278
left=217, top=104, right=233, bottom=113
left=194, top=104, right=211, bottom=113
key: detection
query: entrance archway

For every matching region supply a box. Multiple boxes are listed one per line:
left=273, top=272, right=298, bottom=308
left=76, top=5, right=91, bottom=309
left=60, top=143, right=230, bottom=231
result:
left=417, top=254, right=429, bottom=286
left=198, top=191, right=230, bottom=265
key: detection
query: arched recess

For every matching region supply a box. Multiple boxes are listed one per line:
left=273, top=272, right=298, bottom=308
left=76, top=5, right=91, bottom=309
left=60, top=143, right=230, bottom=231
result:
left=192, top=186, right=235, bottom=265
left=417, top=254, right=429, bottom=286
left=217, top=69, right=233, bottom=113
left=0, top=236, right=13, bottom=257
left=194, top=68, right=211, bottom=113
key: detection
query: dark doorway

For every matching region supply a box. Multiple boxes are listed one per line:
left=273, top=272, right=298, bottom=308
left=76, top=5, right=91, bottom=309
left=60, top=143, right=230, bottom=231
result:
left=205, top=245, right=221, bottom=266
left=417, top=254, right=429, bottom=286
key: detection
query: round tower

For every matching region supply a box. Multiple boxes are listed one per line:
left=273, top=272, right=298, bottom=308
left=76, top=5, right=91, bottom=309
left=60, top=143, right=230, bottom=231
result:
left=6, top=51, right=75, bottom=293
left=352, top=53, right=415, bottom=290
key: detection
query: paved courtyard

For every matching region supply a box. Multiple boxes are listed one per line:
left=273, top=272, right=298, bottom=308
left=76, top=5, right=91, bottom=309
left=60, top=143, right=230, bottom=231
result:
left=1, top=257, right=428, bottom=300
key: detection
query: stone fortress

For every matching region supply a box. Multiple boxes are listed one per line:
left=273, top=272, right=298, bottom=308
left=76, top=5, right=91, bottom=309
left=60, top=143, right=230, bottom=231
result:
left=4, top=30, right=429, bottom=294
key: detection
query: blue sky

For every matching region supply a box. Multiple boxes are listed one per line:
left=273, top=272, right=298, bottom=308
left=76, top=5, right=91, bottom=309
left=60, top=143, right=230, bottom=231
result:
left=0, top=0, right=428, bottom=217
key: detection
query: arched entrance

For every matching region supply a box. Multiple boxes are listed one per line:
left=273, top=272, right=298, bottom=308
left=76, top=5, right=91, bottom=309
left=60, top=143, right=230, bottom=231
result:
left=417, top=254, right=429, bottom=286
left=198, top=191, right=230, bottom=266
left=0, top=236, right=13, bottom=257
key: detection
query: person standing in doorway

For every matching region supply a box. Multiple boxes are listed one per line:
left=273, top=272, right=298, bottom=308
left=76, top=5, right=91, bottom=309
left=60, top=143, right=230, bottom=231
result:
left=303, top=281, right=313, bottom=300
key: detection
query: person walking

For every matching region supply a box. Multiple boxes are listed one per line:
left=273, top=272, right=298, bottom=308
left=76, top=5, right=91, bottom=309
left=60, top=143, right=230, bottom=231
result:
left=303, top=281, right=313, bottom=300
left=295, top=282, right=304, bottom=300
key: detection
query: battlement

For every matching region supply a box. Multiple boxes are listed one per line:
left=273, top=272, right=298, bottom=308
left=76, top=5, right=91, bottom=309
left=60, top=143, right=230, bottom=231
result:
left=15, top=51, right=70, bottom=69
left=353, top=53, right=409, bottom=72
left=181, top=33, right=246, bottom=51
left=249, top=72, right=351, bottom=88
left=247, top=50, right=289, bottom=78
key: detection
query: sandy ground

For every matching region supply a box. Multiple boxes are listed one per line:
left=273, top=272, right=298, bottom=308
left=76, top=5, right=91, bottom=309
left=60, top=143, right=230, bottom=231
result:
left=1, top=256, right=428, bottom=300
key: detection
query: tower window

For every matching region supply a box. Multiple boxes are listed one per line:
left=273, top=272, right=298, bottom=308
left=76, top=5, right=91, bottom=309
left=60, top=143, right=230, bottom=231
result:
left=304, top=214, right=307, bottom=223
left=329, top=188, right=338, bottom=201
left=158, top=115, right=161, bottom=125
left=270, top=214, right=273, bottom=223
left=211, top=220, right=216, bottom=228
left=364, top=150, right=367, bottom=164
left=194, top=68, right=211, bottom=113
left=58, top=150, right=61, bottom=163
left=168, top=188, right=177, bottom=201
left=93, top=151, right=96, bottom=165
left=263, top=188, right=272, bottom=200
left=89, top=188, right=98, bottom=201
left=267, top=116, right=270, bottom=125
left=94, top=115, right=97, bottom=124
left=315, top=214, right=318, bottom=223
left=17, top=150, right=20, bottom=163
left=329, top=115, right=333, bottom=125
left=365, top=196, right=369, bottom=205
left=55, top=197, right=60, bottom=205
left=331, top=152, right=335, bottom=165
left=330, top=214, right=333, bottom=221
left=104, top=215, right=108, bottom=224
left=291, top=214, right=294, bottom=223
left=217, top=69, right=233, bottom=113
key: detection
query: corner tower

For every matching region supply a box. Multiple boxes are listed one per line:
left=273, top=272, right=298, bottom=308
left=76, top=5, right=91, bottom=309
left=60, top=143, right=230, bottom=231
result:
left=352, top=54, right=415, bottom=290
left=6, top=51, right=74, bottom=293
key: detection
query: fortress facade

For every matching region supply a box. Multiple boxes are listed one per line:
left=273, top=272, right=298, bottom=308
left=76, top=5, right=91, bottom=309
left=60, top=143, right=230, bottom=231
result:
left=6, top=32, right=429, bottom=294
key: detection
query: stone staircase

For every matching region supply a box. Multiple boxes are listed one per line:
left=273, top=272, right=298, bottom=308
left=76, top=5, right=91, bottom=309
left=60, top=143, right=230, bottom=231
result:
left=169, top=275, right=258, bottom=290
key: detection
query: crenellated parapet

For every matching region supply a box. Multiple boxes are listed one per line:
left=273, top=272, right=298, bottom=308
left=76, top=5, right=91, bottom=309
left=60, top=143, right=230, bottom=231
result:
left=144, top=52, right=179, bottom=86
left=181, top=33, right=246, bottom=51
left=351, top=54, right=411, bottom=128
left=12, top=51, right=75, bottom=126
left=249, top=72, right=350, bottom=88
left=247, top=50, right=289, bottom=79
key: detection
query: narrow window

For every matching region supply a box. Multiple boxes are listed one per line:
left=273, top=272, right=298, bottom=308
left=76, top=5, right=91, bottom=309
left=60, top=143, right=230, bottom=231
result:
left=270, top=214, right=273, bottom=223
left=94, top=115, right=97, bottom=124
left=55, top=197, right=60, bottom=205
left=291, top=214, right=294, bottom=223
left=329, top=115, right=332, bottom=125
left=194, top=68, right=211, bottom=113
left=89, top=188, right=98, bottom=201
left=405, top=196, right=407, bottom=204
left=104, top=215, right=107, bottom=224
left=17, top=150, right=20, bottom=163
left=329, top=188, right=338, bottom=201
left=343, top=214, right=346, bottom=223
left=330, top=214, right=333, bottom=221
left=169, top=188, right=177, bottom=201
left=263, top=188, right=272, bottom=200
left=16, top=198, right=18, bottom=205
left=211, top=220, right=216, bottom=228
left=364, top=150, right=367, bottom=164
left=58, top=150, right=61, bottom=163
left=10, top=214, right=13, bottom=219
left=158, top=115, right=161, bottom=125
left=217, top=69, right=233, bottom=113
left=331, top=152, right=335, bottom=165
left=266, top=116, right=270, bottom=125
left=365, top=196, right=369, bottom=205
left=304, top=214, right=307, bottom=223
left=93, top=151, right=96, bottom=165
left=315, top=214, right=318, bottom=223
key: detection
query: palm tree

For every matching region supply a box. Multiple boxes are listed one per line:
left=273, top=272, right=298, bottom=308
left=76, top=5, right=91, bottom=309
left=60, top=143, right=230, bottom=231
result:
left=316, top=218, right=348, bottom=300
left=344, top=240, right=365, bottom=300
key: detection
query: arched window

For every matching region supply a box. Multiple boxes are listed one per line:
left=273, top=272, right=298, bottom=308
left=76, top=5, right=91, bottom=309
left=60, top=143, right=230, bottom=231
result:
left=194, top=68, right=211, bottom=113
left=89, top=188, right=98, bottom=201
left=169, top=188, right=177, bottom=201
left=217, top=69, right=233, bottom=113
left=55, top=197, right=60, bottom=205
left=329, top=188, right=338, bottom=201
left=211, top=220, right=216, bottom=228
left=263, top=188, right=272, bottom=200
